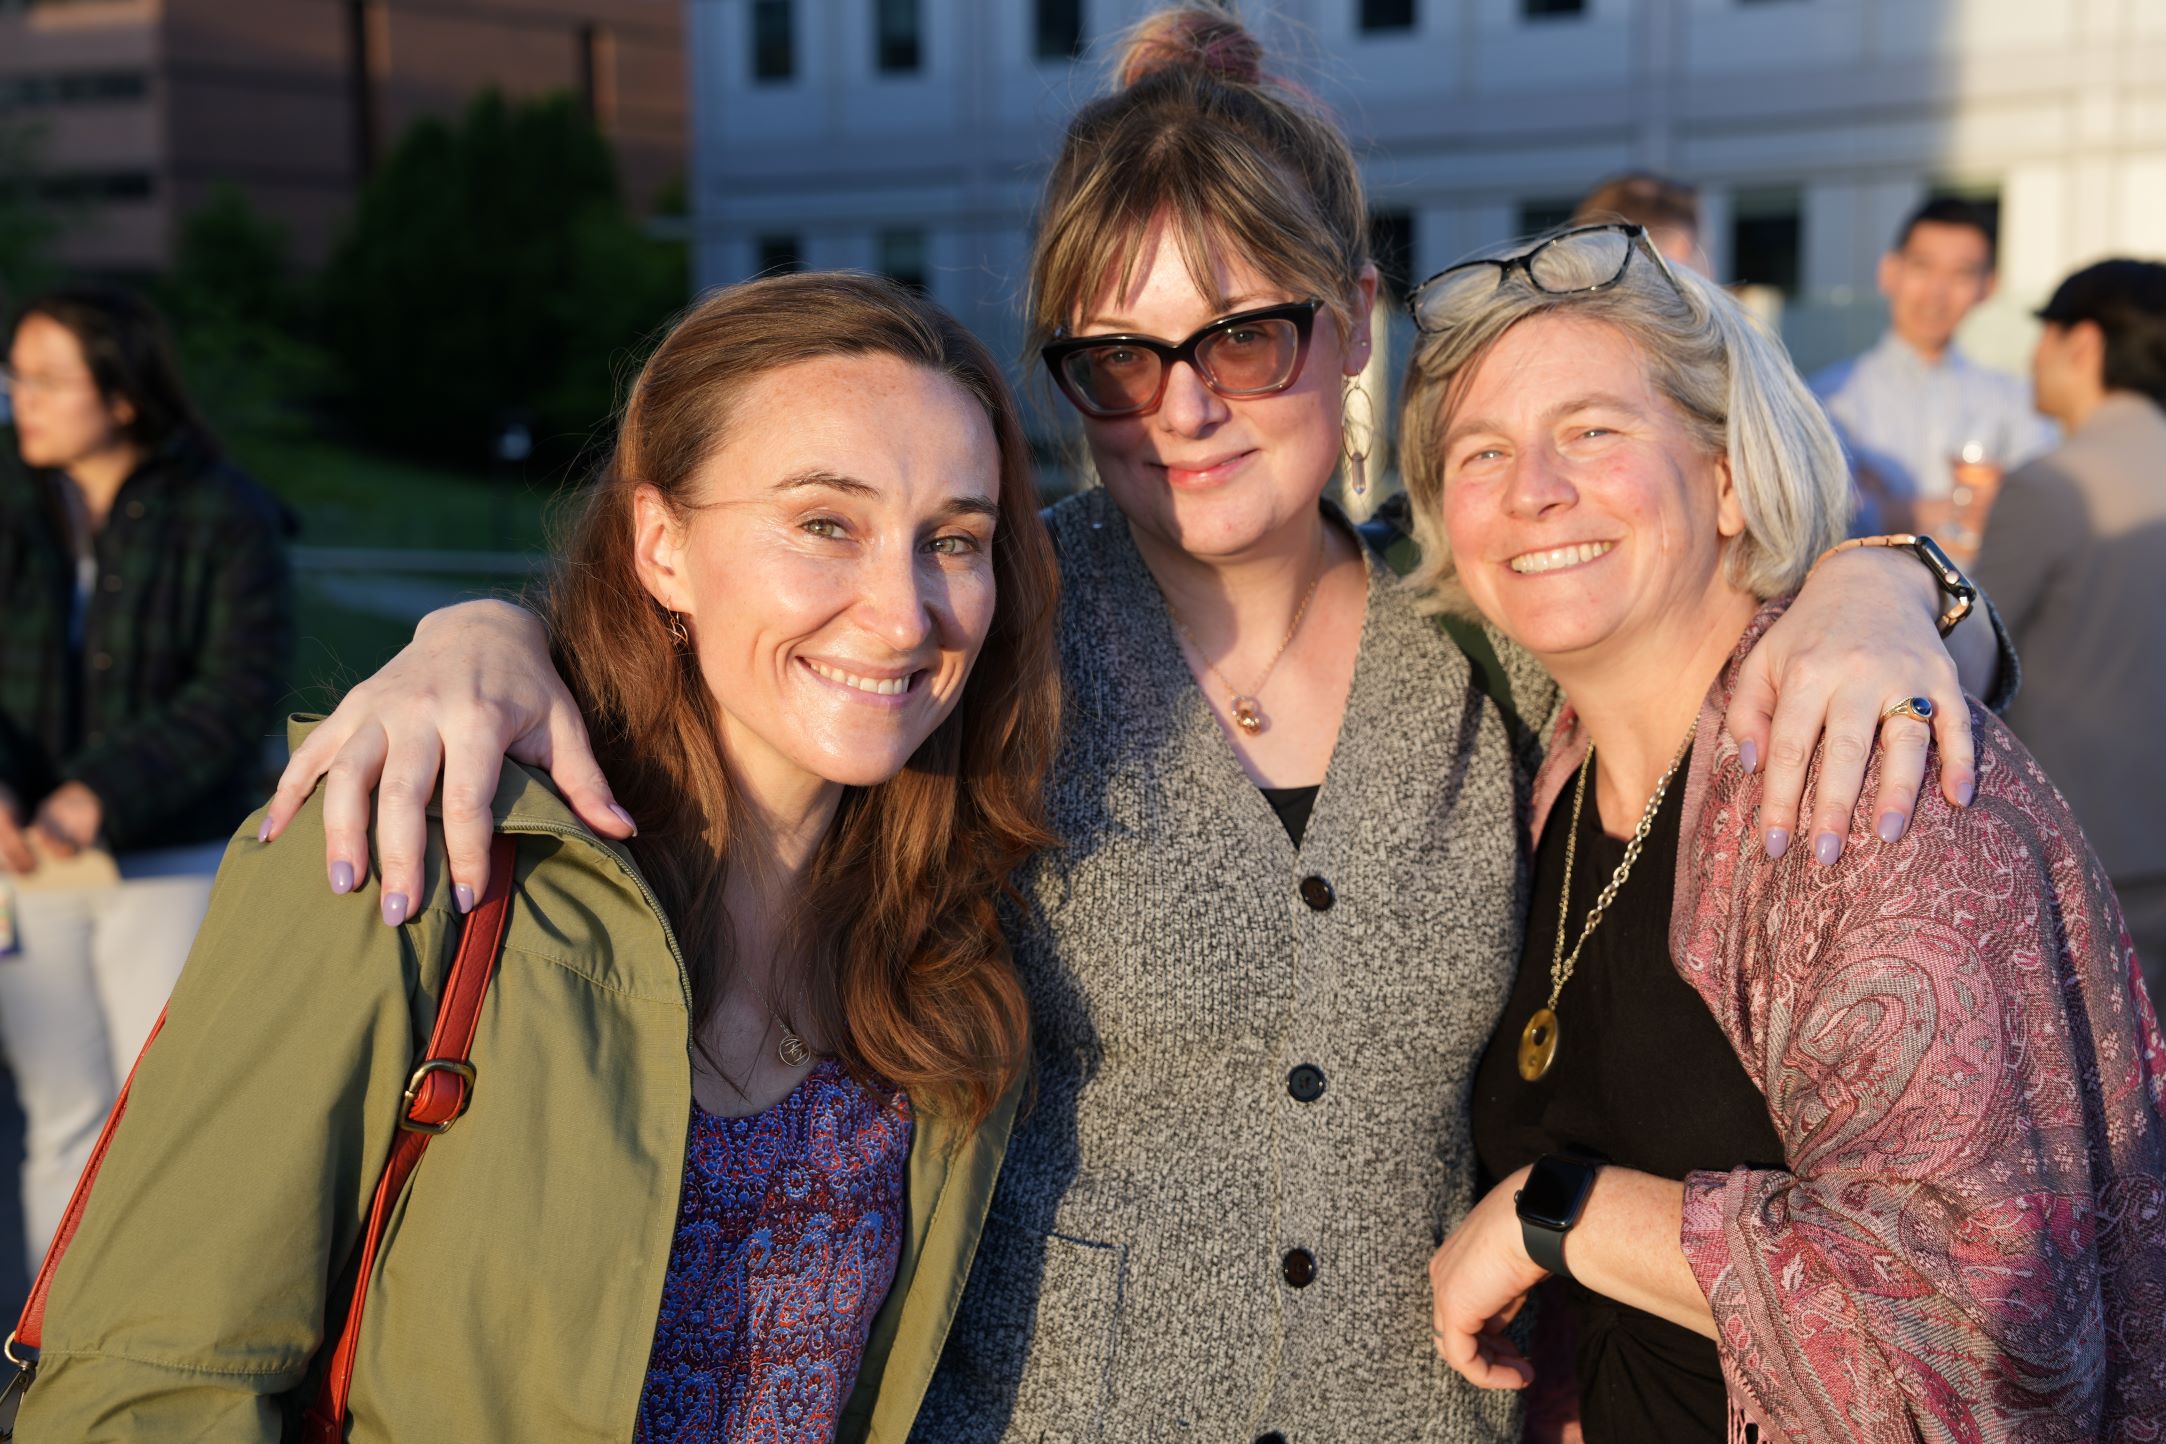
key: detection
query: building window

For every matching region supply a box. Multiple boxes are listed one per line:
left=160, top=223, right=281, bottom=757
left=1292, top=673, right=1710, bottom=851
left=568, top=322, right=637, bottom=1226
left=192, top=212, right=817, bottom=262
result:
left=876, top=0, right=922, bottom=73
left=1369, top=210, right=1416, bottom=296
left=753, top=0, right=794, bottom=83
left=1036, top=0, right=1083, bottom=62
left=0, top=71, right=150, bottom=110
left=757, top=234, right=804, bottom=276
left=1360, top=0, right=1416, bottom=30
left=879, top=228, right=928, bottom=294
left=1730, top=186, right=1803, bottom=294
left=1517, top=198, right=1578, bottom=237
left=1523, top=0, right=1586, bottom=16
left=29, top=171, right=155, bottom=202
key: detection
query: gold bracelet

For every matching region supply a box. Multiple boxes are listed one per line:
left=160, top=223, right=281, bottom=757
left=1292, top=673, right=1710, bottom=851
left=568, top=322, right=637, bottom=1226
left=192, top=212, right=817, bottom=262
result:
left=1811, top=534, right=1978, bottom=637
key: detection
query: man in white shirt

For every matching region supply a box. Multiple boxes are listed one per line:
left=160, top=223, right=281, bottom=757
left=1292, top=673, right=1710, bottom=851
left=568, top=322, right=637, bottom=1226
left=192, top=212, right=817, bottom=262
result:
left=1811, top=199, right=2055, bottom=537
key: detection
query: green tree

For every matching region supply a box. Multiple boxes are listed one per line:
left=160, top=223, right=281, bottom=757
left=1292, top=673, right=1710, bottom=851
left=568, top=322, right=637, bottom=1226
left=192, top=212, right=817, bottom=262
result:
left=0, top=120, right=61, bottom=305
left=158, top=185, right=330, bottom=438
left=320, top=91, right=687, bottom=465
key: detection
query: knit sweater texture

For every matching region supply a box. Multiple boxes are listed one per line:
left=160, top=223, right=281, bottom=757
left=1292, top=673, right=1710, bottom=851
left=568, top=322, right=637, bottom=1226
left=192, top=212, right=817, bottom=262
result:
left=912, top=489, right=1544, bottom=1443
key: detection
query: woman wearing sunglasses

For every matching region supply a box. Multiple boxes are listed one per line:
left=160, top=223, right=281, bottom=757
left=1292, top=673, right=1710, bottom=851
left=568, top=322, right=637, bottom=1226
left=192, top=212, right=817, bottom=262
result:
left=260, top=7, right=2010, bottom=1439
left=1414, top=226, right=2165, bottom=1442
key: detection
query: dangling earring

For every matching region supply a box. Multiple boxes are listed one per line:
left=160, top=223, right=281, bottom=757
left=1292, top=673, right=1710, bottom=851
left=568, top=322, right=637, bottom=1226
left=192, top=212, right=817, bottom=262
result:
left=1341, top=377, right=1376, bottom=499
left=668, top=611, right=690, bottom=649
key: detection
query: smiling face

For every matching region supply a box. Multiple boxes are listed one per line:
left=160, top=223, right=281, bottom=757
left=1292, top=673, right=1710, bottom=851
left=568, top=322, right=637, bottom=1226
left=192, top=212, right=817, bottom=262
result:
left=1070, top=217, right=1373, bottom=563
left=1437, top=313, right=1748, bottom=668
left=7, top=313, right=131, bottom=470
left=633, top=352, right=1002, bottom=812
left=1879, top=220, right=1995, bottom=358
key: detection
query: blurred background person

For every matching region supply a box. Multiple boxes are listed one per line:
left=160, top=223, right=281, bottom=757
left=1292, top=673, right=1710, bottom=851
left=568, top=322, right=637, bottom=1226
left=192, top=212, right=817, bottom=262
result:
left=1811, top=198, right=2055, bottom=546
left=0, top=285, right=294, bottom=1273
left=1571, top=171, right=1704, bottom=274
left=1973, top=258, right=2166, bottom=999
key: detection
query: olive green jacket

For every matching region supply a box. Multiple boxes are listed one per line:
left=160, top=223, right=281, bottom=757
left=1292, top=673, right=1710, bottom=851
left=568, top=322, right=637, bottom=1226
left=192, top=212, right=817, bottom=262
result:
left=17, top=721, right=1015, bottom=1442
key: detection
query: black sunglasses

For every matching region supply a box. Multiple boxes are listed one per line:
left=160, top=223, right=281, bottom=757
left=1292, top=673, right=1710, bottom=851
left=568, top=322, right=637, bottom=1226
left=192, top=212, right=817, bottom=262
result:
left=1406, top=224, right=1684, bottom=334
left=1042, top=298, right=1322, bottom=421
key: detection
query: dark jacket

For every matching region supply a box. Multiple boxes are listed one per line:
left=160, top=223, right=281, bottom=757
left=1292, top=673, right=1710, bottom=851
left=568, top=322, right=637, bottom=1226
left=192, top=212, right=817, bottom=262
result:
left=0, top=438, right=295, bottom=852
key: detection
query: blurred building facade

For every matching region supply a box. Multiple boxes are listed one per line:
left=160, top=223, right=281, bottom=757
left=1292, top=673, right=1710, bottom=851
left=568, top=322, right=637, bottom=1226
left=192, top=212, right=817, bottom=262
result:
left=0, top=0, right=684, bottom=272
left=689, top=0, right=2166, bottom=379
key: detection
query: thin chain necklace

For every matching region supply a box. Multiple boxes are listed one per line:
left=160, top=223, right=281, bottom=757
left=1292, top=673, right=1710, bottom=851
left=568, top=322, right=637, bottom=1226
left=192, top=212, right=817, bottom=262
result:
left=1516, top=732, right=1694, bottom=1082
left=1171, top=527, right=1328, bottom=736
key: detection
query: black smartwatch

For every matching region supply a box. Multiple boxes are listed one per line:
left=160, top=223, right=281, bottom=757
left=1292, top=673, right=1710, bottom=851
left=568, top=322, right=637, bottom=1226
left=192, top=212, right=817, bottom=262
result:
left=1514, top=1154, right=1601, bottom=1281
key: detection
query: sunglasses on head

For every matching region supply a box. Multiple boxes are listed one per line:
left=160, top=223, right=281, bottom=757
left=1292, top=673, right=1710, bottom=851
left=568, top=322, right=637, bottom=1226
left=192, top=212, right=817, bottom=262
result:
left=1406, top=223, right=1685, bottom=335
left=1042, top=298, right=1322, bottom=421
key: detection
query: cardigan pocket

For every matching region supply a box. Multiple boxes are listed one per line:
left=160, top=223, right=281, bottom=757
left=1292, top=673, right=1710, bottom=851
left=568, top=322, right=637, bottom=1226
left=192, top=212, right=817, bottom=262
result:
left=916, top=1213, right=1126, bottom=1443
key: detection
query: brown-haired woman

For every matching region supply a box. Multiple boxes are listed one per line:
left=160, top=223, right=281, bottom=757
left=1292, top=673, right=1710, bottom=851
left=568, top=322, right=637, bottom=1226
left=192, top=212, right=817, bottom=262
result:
left=262, top=6, right=2010, bottom=1439
left=11, top=271, right=1060, bottom=1443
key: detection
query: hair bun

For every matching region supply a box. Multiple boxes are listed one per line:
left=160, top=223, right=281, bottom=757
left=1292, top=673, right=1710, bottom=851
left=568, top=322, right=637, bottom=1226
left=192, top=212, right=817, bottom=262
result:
left=1116, top=4, right=1265, bottom=90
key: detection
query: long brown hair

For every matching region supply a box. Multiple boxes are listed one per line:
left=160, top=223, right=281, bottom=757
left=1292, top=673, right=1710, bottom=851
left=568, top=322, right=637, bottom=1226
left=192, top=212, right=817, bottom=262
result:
left=1026, top=3, right=1371, bottom=357
left=545, top=272, right=1061, bottom=1127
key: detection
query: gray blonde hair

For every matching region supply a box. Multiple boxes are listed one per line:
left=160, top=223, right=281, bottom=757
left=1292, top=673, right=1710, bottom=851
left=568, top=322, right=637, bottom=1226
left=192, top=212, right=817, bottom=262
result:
left=1397, top=233, right=1852, bottom=611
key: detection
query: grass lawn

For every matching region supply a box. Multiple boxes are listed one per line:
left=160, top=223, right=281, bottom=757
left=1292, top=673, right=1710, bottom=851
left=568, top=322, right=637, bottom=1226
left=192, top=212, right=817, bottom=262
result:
left=231, top=430, right=562, bottom=554
left=227, top=431, right=553, bottom=709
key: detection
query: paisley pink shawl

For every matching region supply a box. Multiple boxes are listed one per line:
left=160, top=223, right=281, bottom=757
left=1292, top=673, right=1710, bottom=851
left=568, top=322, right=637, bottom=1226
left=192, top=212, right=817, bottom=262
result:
left=1528, top=600, right=2166, bottom=1444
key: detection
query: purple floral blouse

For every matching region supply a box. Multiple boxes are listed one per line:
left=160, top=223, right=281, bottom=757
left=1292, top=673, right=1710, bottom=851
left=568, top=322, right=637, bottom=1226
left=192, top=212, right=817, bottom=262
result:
left=634, top=1058, right=913, bottom=1444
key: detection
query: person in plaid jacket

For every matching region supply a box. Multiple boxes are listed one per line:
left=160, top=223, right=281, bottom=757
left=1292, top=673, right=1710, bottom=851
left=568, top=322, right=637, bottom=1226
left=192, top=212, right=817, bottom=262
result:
left=0, top=285, right=293, bottom=1272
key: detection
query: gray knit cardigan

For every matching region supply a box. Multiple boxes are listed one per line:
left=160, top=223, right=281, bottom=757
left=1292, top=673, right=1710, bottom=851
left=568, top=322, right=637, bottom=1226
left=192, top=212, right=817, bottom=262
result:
left=912, top=488, right=1551, bottom=1443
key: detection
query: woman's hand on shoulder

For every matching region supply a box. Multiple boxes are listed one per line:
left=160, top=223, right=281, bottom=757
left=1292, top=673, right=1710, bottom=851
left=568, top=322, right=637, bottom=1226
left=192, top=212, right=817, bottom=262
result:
left=1726, top=549, right=1975, bottom=866
left=262, top=598, right=629, bottom=918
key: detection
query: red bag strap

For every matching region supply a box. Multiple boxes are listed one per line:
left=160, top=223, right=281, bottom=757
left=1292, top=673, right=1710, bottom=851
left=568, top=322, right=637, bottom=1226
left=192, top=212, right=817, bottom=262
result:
left=301, top=833, right=518, bottom=1441
left=0, top=834, right=519, bottom=1442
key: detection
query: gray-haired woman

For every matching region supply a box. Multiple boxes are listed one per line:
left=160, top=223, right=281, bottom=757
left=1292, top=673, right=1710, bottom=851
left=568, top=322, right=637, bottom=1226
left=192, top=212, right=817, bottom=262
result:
left=1415, top=224, right=2165, bottom=1443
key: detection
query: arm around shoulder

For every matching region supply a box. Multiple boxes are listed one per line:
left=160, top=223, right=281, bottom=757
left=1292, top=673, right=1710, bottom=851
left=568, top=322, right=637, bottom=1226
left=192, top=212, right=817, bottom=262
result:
left=14, top=793, right=457, bottom=1441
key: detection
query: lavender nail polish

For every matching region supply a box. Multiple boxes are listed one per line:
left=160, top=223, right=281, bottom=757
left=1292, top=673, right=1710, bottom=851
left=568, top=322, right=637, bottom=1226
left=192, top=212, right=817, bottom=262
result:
left=455, top=883, right=476, bottom=914
left=1955, top=777, right=1977, bottom=808
left=607, top=802, right=639, bottom=837
left=1876, top=810, right=1906, bottom=843
left=382, top=891, right=410, bottom=927
left=330, top=860, right=355, bottom=895
left=1739, top=738, right=1759, bottom=774
left=1764, top=827, right=1791, bottom=860
left=256, top=817, right=273, bottom=843
left=1813, top=831, right=1843, bottom=866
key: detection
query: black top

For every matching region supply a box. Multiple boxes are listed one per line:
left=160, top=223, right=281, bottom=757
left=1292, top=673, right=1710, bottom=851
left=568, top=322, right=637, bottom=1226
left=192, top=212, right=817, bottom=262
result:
left=1259, top=784, right=1320, bottom=848
left=1470, top=747, right=1784, bottom=1444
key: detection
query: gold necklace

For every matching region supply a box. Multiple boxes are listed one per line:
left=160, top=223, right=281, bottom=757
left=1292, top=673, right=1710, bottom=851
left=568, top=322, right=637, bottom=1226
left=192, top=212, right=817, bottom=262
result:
left=1172, top=528, right=1328, bottom=736
left=1517, top=733, right=1693, bottom=1082
left=774, top=1013, right=812, bottom=1067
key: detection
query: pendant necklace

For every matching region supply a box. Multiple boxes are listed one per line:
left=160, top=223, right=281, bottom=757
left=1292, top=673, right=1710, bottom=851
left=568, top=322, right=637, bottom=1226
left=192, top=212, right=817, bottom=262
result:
left=1516, top=731, right=1693, bottom=1083
left=774, top=1013, right=811, bottom=1067
left=1172, top=527, right=1328, bottom=737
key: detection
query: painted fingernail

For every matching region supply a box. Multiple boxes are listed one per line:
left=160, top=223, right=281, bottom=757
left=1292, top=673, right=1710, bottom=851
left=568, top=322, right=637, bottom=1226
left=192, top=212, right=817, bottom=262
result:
left=1876, top=810, right=1906, bottom=843
left=608, top=802, right=639, bottom=837
left=1764, top=827, right=1790, bottom=860
left=1955, top=776, right=1976, bottom=808
left=257, top=816, right=273, bottom=843
left=381, top=891, right=410, bottom=927
left=1739, top=738, right=1759, bottom=774
left=1813, top=831, right=1843, bottom=866
left=455, top=883, right=475, bottom=914
left=330, top=860, right=355, bottom=895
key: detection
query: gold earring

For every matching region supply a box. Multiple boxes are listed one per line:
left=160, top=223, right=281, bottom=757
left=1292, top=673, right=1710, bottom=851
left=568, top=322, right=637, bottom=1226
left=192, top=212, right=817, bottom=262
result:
left=668, top=611, right=690, bottom=648
left=1341, top=379, right=1376, bottom=499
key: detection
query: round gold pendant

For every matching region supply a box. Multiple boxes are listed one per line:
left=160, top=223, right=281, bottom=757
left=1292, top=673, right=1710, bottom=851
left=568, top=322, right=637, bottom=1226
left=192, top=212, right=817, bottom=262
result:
left=1517, top=1007, right=1559, bottom=1081
left=1231, top=696, right=1265, bottom=734
left=778, top=1027, right=810, bottom=1067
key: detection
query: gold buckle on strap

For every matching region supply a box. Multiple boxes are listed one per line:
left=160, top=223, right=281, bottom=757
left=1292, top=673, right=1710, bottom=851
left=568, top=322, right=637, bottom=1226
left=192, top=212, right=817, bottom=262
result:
left=399, top=1059, right=478, bottom=1135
